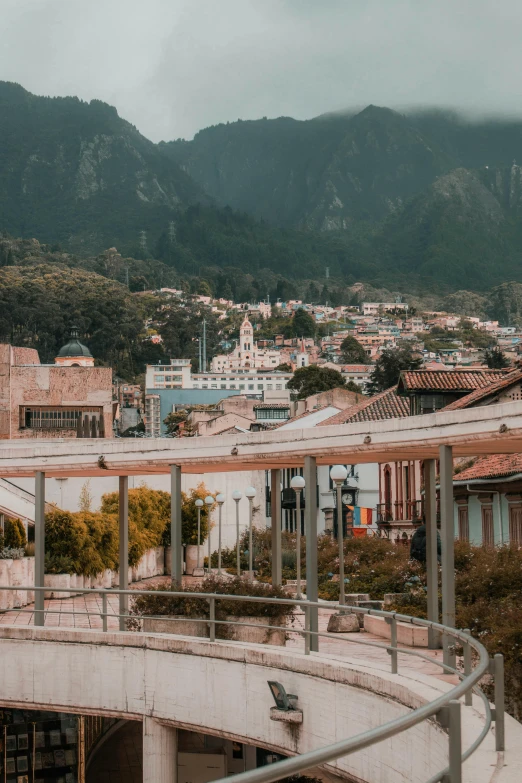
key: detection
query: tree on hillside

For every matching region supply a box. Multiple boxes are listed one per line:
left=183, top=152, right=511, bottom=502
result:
left=367, top=345, right=423, bottom=394
left=290, top=308, right=316, bottom=338
left=287, top=365, right=348, bottom=399
left=158, top=301, right=221, bottom=365
left=484, top=346, right=510, bottom=369
left=340, top=335, right=368, bottom=364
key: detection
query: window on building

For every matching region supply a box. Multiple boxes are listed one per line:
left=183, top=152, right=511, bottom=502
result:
left=267, top=384, right=273, bottom=390
left=255, top=408, right=290, bottom=420
left=482, top=505, right=494, bottom=547
left=275, top=384, right=282, bottom=390
left=230, top=384, right=236, bottom=389
left=220, top=384, right=227, bottom=389
left=193, top=384, right=199, bottom=388
left=211, top=384, right=217, bottom=389
left=239, top=384, right=245, bottom=390
left=21, top=407, right=102, bottom=430
left=257, top=384, right=264, bottom=390
left=509, top=504, right=522, bottom=545
left=248, top=384, right=254, bottom=390
left=458, top=506, right=469, bottom=541
left=202, top=384, right=208, bottom=389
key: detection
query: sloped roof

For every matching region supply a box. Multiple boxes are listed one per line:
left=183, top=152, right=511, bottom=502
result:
left=318, top=387, right=409, bottom=426
left=398, top=368, right=505, bottom=394
left=444, top=368, right=522, bottom=411
left=454, top=454, right=522, bottom=482
left=277, top=406, right=341, bottom=429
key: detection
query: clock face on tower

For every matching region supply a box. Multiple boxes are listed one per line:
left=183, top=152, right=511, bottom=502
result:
left=342, top=493, right=351, bottom=505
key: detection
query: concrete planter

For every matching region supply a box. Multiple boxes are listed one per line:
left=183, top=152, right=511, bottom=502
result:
left=363, top=614, right=432, bottom=647
left=143, top=616, right=209, bottom=637
left=185, top=545, right=201, bottom=575
left=221, top=615, right=287, bottom=646
left=44, top=573, right=73, bottom=599
left=142, top=614, right=287, bottom=645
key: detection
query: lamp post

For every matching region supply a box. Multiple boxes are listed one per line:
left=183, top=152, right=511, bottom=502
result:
left=330, top=465, right=348, bottom=605
left=216, top=493, right=225, bottom=574
left=232, top=490, right=242, bottom=576
left=195, top=498, right=204, bottom=569
left=205, top=495, right=214, bottom=574
left=245, top=486, right=256, bottom=581
left=290, top=475, right=305, bottom=599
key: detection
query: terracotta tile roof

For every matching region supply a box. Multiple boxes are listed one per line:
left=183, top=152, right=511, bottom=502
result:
left=454, top=454, right=522, bottom=482
left=318, top=387, right=409, bottom=425
left=444, top=368, right=522, bottom=411
left=398, top=369, right=505, bottom=393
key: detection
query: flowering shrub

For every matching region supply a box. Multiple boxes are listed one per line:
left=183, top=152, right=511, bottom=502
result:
left=0, top=547, right=25, bottom=560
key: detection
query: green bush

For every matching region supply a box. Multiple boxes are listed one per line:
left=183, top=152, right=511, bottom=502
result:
left=4, top=518, right=27, bottom=548
left=129, top=575, right=294, bottom=628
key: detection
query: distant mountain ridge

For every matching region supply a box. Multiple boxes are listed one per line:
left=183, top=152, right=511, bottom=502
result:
left=0, top=81, right=207, bottom=252
left=4, top=82, right=522, bottom=291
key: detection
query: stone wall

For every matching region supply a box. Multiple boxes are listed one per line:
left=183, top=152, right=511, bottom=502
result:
left=0, top=547, right=166, bottom=609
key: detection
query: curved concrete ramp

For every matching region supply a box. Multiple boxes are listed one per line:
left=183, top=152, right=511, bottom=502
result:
left=1, top=626, right=521, bottom=782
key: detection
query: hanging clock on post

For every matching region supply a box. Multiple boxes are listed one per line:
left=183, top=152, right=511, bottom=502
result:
left=342, top=490, right=357, bottom=506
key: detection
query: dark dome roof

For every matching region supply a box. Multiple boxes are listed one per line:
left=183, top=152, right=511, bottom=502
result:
left=57, top=329, right=93, bottom=358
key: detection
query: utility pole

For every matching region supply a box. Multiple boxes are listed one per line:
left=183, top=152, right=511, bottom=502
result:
left=198, top=337, right=202, bottom=373
left=202, top=318, right=207, bottom=372
left=325, top=266, right=330, bottom=279
left=125, top=266, right=130, bottom=288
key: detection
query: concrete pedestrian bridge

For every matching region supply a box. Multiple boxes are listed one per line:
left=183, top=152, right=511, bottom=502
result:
left=1, top=598, right=521, bottom=783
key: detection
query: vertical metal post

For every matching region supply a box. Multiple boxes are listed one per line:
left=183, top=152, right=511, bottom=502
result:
left=304, top=605, right=311, bottom=655
left=34, top=471, right=45, bottom=627
left=336, top=482, right=345, bottom=605
left=235, top=499, right=241, bottom=577
left=197, top=507, right=201, bottom=568
left=102, top=591, right=108, bottom=633
left=295, top=489, right=302, bottom=599
left=248, top=497, right=254, bottom=580
left=440, top=445, right=456, bottom=668
left=209, top=597, right=216, bottom=642
left=304, top=456, right=318, bottom=651
left=207, top=508, right=212, bottom=574
left=387, top=616, right=398, bottom=674
left=494, top=654, right=505, bottom=751
left=448, top=700, right=462, bottom=783
left=170, top=465, right=182, bottom=583
left=218, top=503, right=222, bottom=574
left=463, top=629, right=472, bottom=706
left=270, top=469, right=282, bottom=586
left=118, top=476, right=129, bottom=631
left=424, top=459, right=439, bottom=649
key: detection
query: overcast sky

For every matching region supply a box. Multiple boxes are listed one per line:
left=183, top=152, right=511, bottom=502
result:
left=2, top=0, right=522, bottom=142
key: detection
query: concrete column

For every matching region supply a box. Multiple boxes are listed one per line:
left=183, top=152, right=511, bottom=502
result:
left=170, top=465, right=182, bottom=584
left=424, top=459, right=439, bottom=649
left=270, top=468, right=282, bottom=586
left=439, top=445, right=456, bottom=668
left=143, top=718, right=177, bottom=783
left=118, top=476, right=129, bottom=631
left=34, top=471, right=45, bottom=627
left=304, top=456, right=318, bottom=652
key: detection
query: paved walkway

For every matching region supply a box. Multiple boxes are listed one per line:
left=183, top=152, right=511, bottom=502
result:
left=0, top=578, right=450, bottom=683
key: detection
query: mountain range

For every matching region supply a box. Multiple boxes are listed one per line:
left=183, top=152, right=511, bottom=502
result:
left=3, top=81, right=522, bottom=293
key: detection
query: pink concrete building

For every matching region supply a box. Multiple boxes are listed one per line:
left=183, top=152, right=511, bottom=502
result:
left=0, top=341, right=113, bottom=439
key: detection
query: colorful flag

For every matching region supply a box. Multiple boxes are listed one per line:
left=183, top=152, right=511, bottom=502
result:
left=347, top=506, right=373, bottom=526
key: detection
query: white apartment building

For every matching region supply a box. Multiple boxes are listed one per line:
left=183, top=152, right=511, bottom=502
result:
left=361, top=302, right=409, bottom=316
left=145, top=359, right=292, bottom=395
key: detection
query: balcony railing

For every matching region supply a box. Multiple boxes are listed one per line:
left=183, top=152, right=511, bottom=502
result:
left=376, top=499, right=423, bottom=523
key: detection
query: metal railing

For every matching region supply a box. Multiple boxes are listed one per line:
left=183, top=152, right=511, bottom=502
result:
left=0, top=584, right=505, bottom=783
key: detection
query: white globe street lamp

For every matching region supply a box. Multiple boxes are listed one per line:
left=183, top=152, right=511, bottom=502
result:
left=205, top=495, right=214, bottom=575
left=232, top=490, right=242, bottom=576
left=195, top=498, right=204, bottom=570
left=330, top=465, right=348, bottom=605
left=290, top=475, right=306, bottom=598
left=216, top=493, right=225, bottom=574
left=245, top=486, right=257, bottom=581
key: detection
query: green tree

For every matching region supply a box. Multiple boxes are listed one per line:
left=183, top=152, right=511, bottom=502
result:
left=3, top=518, right=27, bottom=548
left=164, top=409, right=189, bottom=436
left=340, top=335, right=368, bottom=364
left=484, top=346, right=510, bottom=369
left=287, top=365, right=347, bottom=399
left=367, top=345, right=423, bottom=394
left=291, top=308, right=316, bottom=338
